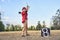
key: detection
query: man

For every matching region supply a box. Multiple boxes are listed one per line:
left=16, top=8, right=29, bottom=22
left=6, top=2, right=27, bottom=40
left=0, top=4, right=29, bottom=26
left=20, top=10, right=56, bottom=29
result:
left=19, top=5, right=29, bottom=37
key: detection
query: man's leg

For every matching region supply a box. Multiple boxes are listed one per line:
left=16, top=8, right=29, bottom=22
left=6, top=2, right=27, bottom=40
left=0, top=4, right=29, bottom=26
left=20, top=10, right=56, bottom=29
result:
left=22, top=20, right=29, bottom=36
left=25, top=20, right=28, bottom=35
left=25, top=20, right=30, bottom=36
left=22, top=22, right=26, bottom=36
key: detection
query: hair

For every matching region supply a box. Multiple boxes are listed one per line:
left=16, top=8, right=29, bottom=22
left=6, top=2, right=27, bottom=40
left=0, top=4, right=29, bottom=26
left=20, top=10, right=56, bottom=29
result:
left=22, top=7, right=26, bottom=10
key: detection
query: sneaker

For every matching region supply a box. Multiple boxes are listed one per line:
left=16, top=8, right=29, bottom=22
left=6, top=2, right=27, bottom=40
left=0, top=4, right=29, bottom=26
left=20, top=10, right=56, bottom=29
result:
left=26, top=34, right=30, bottom=36
left=21, top=35, right=25, bottom=37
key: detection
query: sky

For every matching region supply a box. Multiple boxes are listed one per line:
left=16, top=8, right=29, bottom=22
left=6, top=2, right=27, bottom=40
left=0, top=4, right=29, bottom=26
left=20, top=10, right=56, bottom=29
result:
left=0, top=0, right=60, bottom=27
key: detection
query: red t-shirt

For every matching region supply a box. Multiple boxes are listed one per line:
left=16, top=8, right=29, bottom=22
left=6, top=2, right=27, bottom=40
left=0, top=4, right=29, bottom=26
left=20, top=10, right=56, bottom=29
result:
left=21, top=11, right=28, bottom=23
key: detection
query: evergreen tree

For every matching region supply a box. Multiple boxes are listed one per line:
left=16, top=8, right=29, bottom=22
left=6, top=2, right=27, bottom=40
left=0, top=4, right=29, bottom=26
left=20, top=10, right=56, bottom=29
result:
left=0, top=21, right=5, bottom=31
left=28, top=26, right=35, bottom=30
left=36, top=21, right=42, bottom=30
left=42, top=21, right=46, bottom=28
left=10, top=24, right=15, bottom=31
left=51, top=9, right=60, bottom=30
left=6, top=24, right=10, bottom=31
left=0, top=12, right=5, bottom=31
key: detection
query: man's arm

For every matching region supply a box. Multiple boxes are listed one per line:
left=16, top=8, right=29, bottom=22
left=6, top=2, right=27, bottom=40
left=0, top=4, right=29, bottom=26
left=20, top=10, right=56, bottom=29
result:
left=26, top=5, right=29, bottom=11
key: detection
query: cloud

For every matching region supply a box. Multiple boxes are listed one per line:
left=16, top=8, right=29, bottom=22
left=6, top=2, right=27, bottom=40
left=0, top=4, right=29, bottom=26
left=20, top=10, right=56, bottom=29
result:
left=1, top=0, right=11, bottom=2
left=2, top=16, right=20, bottom=25
left=2, top=16, right=10, bottom=21
left=1, top=0, right=5, bottom=2
left=0, top=6, right=2, bottom=11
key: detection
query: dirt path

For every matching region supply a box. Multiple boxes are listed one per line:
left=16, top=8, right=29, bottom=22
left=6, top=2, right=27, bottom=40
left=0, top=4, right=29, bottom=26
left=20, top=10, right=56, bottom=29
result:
left=0, top=30, right=60, bottom=40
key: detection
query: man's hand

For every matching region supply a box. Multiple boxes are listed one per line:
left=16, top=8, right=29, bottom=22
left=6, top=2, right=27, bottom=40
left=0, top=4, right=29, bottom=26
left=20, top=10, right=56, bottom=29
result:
left=19, top=12, right=21, bottom=14
left=26, top=5, right=30, bottom=11
left=27, top=5, right=29, bottom=9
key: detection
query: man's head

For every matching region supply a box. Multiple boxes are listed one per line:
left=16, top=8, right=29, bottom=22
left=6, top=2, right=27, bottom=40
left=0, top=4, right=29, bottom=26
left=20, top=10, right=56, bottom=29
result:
left=22, top=7, right=27, bottom=11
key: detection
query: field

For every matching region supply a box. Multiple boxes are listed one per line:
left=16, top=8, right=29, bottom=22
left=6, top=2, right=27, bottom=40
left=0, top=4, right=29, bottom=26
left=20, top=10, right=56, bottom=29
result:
left=0, top=30, right=60, bottom=40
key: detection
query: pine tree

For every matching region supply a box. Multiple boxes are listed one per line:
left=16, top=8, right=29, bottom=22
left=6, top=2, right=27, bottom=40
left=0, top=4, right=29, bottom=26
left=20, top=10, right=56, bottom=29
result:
left=36, top=21, right=42, bottom=30
left=0, top=12, right=5, bottom=31
left=0, top=21, right=5, bottom=31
